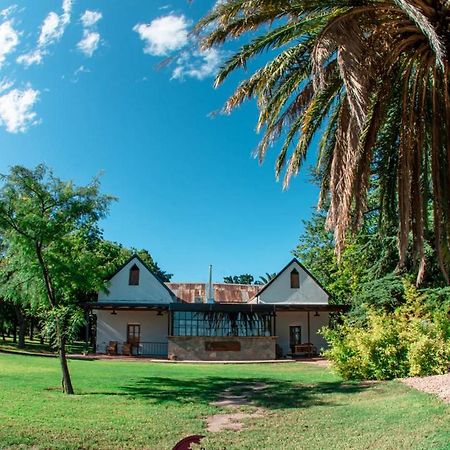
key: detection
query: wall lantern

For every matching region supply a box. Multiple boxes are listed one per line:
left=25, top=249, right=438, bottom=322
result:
left=314, top=311, right=320, bottom=317
left=111, top=309, right=117, bottom=315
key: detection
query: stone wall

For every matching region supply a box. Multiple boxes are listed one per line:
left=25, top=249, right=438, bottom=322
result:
left=168, top=336, right=276, bottom=361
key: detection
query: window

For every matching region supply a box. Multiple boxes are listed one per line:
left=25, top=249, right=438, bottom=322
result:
left=172, top=311, right=273, bottom=337
left=129, top=264, right=140, bottom=285
left=290, top=268, right=300, bottom=288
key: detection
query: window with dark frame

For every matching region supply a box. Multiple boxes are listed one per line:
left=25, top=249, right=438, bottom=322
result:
left=171, top=311, right=274, bottom=337
left=290, top=268, right=300, bottom=288
left=129, top=264, right=140, bottom=285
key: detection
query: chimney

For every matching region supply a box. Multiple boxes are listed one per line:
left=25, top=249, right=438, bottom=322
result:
left=206, top=264, right=214, bottom=303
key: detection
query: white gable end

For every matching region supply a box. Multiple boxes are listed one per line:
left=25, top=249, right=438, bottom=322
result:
left=98, top=257, right=174, bottom=304
left=255, top=260, right=328, bottom=305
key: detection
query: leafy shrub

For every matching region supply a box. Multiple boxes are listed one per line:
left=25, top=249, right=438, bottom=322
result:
left=321, top=281, right=450, bottom=380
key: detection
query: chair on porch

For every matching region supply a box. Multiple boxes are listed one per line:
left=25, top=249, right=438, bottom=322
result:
left=122, top=342, right=132, bottom=356
left=106, top=341, right=118, bottom=356
left=127, top=336, right=141, bottom=356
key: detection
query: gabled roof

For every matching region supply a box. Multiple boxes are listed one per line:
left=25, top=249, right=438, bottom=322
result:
left=252, top=257, right=330, bottom=300
left=106, top=254, right=177, bottom=300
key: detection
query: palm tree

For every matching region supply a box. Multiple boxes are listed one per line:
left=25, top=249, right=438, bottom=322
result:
left=258, top=272, right=277, bottom=285
left=196, top=0, right=450, bottom=285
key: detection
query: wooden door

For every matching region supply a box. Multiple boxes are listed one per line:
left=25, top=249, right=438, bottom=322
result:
left=127, top=323, right=141, bottom=346
left=289, top=325, right=301, bottom=352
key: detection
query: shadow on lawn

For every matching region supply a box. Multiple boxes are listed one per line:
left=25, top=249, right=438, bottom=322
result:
left=84, top=377, right=373, bottom=410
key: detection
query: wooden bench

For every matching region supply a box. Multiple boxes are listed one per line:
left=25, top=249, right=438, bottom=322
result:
left=291, top=343, right=315, bottom=357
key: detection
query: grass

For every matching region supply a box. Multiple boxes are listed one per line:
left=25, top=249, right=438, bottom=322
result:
left=0, top=337, right=89, bottom=355
left=0, top=353, right=448, bottom=450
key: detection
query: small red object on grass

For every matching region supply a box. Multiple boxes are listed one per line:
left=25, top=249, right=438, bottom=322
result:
left=172, top=434, right=205, bottom=450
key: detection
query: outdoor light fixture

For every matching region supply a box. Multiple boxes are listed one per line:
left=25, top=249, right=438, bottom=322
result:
left=157, top=310, right=163, bottom=316
left=314, top=311, right=320, bottom=317
left=111, top=309, right=117, bottom=315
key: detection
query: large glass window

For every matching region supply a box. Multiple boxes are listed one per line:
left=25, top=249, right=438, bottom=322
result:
left=172, top=311, right=273, bottom=337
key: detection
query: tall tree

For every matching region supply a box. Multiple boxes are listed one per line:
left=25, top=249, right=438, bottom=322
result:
left=196, top=0, right=450, bottom=284
left=0, top=165, right=113, bottom=394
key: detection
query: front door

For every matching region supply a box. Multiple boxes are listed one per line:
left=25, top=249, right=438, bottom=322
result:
left=289, top=326, right=301, bottom=353
left=127, top=323, right=141, bottom=347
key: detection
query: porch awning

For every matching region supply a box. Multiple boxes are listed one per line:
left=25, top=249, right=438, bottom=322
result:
left=271, top=304, right=349, bottom=312
left=85, top=302, right=348, bottom=313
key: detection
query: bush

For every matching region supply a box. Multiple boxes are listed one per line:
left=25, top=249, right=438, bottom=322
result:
left=321, top=281, right=450, bottom=380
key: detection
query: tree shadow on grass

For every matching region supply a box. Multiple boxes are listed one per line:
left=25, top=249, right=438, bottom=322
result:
left=82, top=377, right=373, bottom=411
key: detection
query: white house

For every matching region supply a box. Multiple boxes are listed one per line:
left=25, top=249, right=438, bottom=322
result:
left=90, top=256, right=346, bottom=361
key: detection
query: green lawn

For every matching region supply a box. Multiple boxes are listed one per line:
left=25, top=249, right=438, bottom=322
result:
left=0, top=353, right=448, bottom=450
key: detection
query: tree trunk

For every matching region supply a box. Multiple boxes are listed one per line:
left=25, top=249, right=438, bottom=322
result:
left=29, top=317, right=34, bottom=341
left=12, top=317, right=17, bottom=343
left=58, top=332, right=74, bottom=395
left=15, top=306, right=26, bottom=349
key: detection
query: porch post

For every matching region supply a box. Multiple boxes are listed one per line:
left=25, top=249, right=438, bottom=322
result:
left=84, top=309, right=90, bottom=351
left=307, top=311, right=311, bottom=343
left=273, top=306, right=276, bottom=336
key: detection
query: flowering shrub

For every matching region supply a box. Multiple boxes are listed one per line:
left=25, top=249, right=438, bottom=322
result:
left=322, top=282, right=450, bottom=380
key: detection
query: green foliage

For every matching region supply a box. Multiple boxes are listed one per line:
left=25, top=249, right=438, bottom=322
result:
left=96, top=240, right=172, bottom=283
left=223, top=274, right=255, bottom=284
left=224, top=272, right=277, bottom=285
left=0, top=164, right=114, bottom=392
left=322, top=281, right=450, bottom=380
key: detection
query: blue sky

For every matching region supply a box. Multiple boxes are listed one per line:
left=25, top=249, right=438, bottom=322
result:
left=0, top=0, right=319, bottom=282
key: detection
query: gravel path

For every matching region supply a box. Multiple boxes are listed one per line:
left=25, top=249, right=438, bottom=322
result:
left=401, top=373, right=450, bottom=404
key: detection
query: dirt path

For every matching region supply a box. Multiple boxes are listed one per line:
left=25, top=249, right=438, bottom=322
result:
left=206, top=382, right=269, bottom=432
left=401, top=373, right=450, bottom=404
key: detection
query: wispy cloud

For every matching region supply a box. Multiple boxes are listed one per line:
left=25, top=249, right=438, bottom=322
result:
left=0, top=82, right=40, bottom=133
left=134, top=14, right=190, bottom=56
left=80, top=10, right=102, bottom=28
left=77, top=31, right=100, bottom=57
left=1, top=5, right=18, bottom=19
left=0, top=20, right=19, bottom=68
left=77, top=9, right=102, bottom=57
left=16, top=49, right=42, bottom=66
left=134, top=14, right=225, bottom=81
left=17, top=0, right=73, bottom=67
left=172, top=48, right=223, bottom=81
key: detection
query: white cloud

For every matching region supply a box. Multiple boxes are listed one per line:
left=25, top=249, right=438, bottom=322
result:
left=0, top=85, right=39, bottom=133
left=134, top=15, right=189, bottom=56
left=16, top=49, right=43, bottom=66
left=77, top=9, right=102, bottom=57
left=17, top=0, right=72, bottom=66
left=0, top=79, right=14, bottom=92
left=81, top=10, right=102, bottom=28
left=0, top=20, right=19, bottom=67
left=172, top=48, right=223, bottom=80
left=77, top=31, right=100, bottom=57
left=1, top=5, right=18, bottom=19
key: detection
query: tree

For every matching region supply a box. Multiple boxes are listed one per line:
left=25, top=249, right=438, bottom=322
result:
left=196, top=1, right=450, bottom=284
left=223, top=274, right=255, bottom=284
left=0, top=165, right=113, bottom=394
left=96, top=241, right=172, bottom=282
left=257, top=272, right=277, bottom=285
